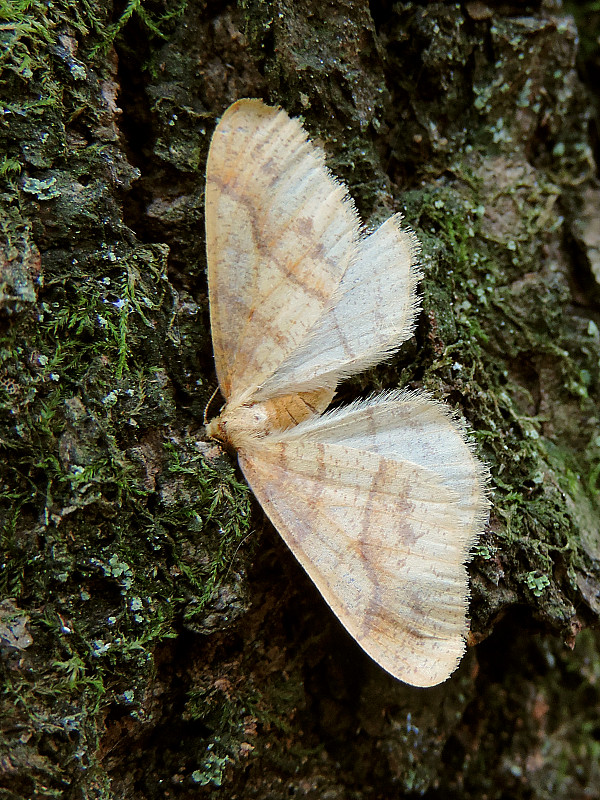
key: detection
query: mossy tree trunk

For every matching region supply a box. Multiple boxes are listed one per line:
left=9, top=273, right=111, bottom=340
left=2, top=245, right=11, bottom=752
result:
left=2, top=1, right=600, bottom=798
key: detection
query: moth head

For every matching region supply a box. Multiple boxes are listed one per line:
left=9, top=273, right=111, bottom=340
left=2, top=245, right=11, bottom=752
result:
left=206, top=402, right=270, bottom=449
left=205, top=414, right=226, bottom=442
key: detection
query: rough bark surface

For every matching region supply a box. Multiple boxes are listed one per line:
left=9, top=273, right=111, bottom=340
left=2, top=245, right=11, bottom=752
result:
left=1, top=0, right=600, bottom=798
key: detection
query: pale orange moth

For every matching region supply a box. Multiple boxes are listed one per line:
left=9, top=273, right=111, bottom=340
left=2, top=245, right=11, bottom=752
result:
left=205, top=99, right=488, bottom=687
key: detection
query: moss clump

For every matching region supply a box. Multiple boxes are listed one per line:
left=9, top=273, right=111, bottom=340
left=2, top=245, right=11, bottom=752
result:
left=0, top=231, right=253, bottom=795
left=1, top=1, right=252, bottom=796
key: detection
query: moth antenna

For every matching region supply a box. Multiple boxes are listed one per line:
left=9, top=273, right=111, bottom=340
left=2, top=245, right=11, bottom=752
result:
left=223, top=530, right=254, bottom=582
left=204, top=385, right=220, bottom=426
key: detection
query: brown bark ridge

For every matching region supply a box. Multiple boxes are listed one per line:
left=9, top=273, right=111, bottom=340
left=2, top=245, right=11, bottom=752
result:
left=1, top=0, right=600, bottom=797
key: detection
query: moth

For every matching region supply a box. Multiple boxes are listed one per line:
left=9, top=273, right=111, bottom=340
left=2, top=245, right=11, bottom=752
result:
left=205, top=99, right=488, bottom=687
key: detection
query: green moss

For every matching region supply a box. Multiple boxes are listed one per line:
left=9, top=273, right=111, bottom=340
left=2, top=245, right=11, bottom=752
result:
left=0, top=1, right=254, bottom=795
left=90, top=0, right=189, bottom=56
left=0, top=233, right=252, bottom=789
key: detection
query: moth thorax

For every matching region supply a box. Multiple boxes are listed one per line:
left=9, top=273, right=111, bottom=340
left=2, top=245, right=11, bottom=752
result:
left=206, top=402, right=271, bottom=448
left=206, top=389, right=335, bottom=449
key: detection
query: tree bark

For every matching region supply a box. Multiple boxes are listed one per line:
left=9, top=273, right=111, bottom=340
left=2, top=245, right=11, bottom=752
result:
left=2, top=1, right=600, bottom=798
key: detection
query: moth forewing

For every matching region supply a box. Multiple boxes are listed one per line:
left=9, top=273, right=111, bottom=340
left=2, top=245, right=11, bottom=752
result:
left=205, top=98, right=359, bottom=406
